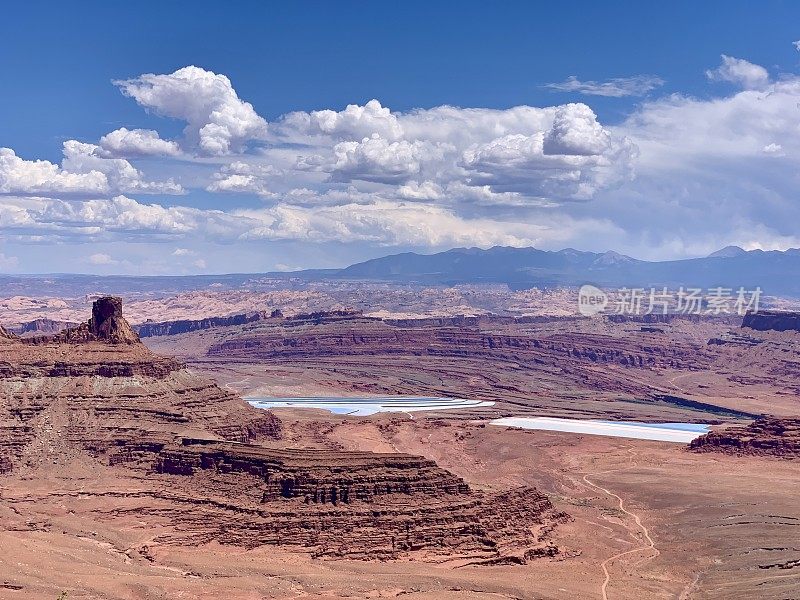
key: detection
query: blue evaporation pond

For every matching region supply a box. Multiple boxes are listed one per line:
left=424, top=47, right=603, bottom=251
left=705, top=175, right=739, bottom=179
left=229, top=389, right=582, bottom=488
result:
left=247, top=396, right=495, bottom=416
left=489, top=417, right=711, bottom=443
left=602, top=421, right=710, bottom=433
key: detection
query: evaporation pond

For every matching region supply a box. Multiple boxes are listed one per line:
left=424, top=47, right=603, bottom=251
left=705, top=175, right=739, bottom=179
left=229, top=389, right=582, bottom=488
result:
left=248, top=396, right=495, bottom=416
left=489, top=417, right=710, bottom=443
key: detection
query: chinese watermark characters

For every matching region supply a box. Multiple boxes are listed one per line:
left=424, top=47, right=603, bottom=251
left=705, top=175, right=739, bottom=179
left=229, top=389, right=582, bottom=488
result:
left=578, top=284, right=761, bottom=317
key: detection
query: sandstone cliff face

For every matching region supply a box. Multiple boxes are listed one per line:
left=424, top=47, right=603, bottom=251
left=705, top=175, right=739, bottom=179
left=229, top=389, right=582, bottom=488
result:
left=104, top=438, right=565, bottom=561
left=208, top=319, right=706, bottom=371
left=8, top=318, right=77, bottom=337
left=136, top=311, right=271, bottom=337
left=0, top=297, right=280, bottom=473
left=690, top=418, right=800, bottom=458
left=154, top=442, right=471, bottom=501
left=0, top=298, right=565, bottom=562
left=742, top=310, right=800, bottom=332
left=204, top=316, right=712, bottom=404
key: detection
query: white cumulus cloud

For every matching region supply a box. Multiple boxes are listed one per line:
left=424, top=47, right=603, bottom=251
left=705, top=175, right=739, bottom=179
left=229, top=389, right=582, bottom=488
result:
left=271, top=100, right=634, bottom=203
left=114, top=66, right=268, bottom=155
left=0, top=195, right=254, bottom=242
left=460, top=104, right=634, bottom=200
left=277, top=99, right=403, bottom=141
left=10, top=55, right=800, bottom=265
left=98, top=128, right=181, bottom=157
left=330, top=135, right=449, bottom=184
left=0, top=143, right=182, bottom=198
left=543, top=103, right=612, bottom=156
left=61, top=140, right=183, bottom=195
left=582, top=69, right=800, bottom=258
left=205, top=161, right=276, bottom=196
left=0, top=148, right=108, bottom=195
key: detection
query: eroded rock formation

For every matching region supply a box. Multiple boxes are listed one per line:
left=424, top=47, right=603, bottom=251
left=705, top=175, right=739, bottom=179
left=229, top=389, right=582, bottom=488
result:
left=7, top=318, right=77, bottom=337
left=51, top=296, right=140, bottom=344
left=0, top=297, right=565, bottom=563
left=114, top=438, right=564, bottom=561
left=690, top=418, right=800, bottom=458
left=135, top=311, right=277, bottom=338
left=0, top=297, right=280, bottom=472
left=742, top=310, right=800, bottom=333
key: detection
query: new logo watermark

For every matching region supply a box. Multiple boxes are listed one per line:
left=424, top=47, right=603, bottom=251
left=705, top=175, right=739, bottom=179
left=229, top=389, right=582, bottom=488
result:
left=577, top=285, right=762, bottom=317
left=578, top=285, right=609, bottom=316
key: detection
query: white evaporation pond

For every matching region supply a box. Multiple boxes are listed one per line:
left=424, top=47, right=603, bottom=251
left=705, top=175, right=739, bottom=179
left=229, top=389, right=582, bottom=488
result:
left=247, top=396, right=495, bottom=416
left=490, top=417, right=710, bottom=443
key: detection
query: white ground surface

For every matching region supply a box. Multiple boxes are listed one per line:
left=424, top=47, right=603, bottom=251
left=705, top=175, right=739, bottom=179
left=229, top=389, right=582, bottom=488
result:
left=489, top=416, right=710, bottom=443
left=248, top=396, right=495, bottom=416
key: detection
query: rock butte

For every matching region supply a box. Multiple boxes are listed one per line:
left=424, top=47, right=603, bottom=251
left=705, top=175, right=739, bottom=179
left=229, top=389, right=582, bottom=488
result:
left=0, top=297, right=565, bottom=561
left=690, top=417, right=800, bottom=458
left=742, top=309, right=800, bottom=332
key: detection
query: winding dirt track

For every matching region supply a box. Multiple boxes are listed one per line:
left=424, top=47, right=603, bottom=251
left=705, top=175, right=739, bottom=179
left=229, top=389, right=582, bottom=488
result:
left=582, top=454, right=660, bottom=600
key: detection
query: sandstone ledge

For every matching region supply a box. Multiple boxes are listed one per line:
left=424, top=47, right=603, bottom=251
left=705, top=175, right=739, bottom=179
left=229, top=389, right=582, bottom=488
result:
left=690, top=418, right=800, bottom=459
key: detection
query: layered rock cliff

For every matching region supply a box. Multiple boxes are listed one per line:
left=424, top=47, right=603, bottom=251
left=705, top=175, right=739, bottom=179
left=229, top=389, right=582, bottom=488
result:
left=742, top=310, right=800, bottom=332
left=208, top=318, right=707, bottom=371
left=204, top=315, right=713, bottom=405
left=135, top=310, right=280, bottom=338
left=7, top=318, right=77, bottom=337
left=104, top=437, right=564, bottom=561
left=0, top=297, right=565, bottom=563
left=690, top=418, right=800, bottom=458
left=0, top=297, right=280, bottom=473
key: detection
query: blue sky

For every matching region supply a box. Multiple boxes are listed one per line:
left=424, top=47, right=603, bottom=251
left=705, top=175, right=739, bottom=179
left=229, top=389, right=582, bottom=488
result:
left=1, top=1, right=800, bottom=274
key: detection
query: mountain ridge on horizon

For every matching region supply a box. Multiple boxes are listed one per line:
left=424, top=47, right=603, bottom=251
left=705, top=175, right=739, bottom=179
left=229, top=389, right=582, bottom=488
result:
left=332, top=245, right=800, bottom=294
left=3, top=244, right=800, bottom=297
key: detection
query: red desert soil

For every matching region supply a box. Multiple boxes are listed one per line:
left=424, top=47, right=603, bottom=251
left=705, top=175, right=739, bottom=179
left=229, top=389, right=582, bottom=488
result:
left=2, top=413, right=799, bottom=599
left=291, top=413, right=800, bottom=599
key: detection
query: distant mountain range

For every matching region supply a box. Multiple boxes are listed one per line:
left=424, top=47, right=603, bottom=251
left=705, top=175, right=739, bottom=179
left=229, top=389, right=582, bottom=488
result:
left=2, top=245, right=800, bottom=297
left=334, top=245, right=800, bottom=295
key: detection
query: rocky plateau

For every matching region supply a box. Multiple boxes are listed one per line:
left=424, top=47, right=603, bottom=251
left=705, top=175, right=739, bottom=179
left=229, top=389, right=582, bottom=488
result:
left=0, top=296, right=565, bottom=574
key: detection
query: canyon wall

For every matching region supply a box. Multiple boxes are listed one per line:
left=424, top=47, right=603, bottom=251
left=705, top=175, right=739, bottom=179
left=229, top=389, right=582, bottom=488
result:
left=690, top=418, right=800, bottom=458
left=208, top=318, right=711, bottom=372
left=742, top=310, right=800, bottom=332
left=0, top=297, right=281, bottom=473
left=0, top=297, right=566, bottom=562
left=106, top=437, right=565, bottom=561
left=136, top=310, right=281, bottom=337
